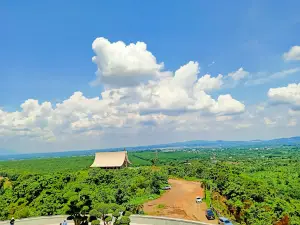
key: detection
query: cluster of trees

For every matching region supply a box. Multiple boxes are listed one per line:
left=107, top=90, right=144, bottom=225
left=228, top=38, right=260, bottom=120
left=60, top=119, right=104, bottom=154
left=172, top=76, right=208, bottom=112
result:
left=0, top=167, right=168, bottom=221
left=1, top=147, right=299, bottom=225
left=66, top=202, right=131, bottom=225
left=165, top=147, right=300, bottom=225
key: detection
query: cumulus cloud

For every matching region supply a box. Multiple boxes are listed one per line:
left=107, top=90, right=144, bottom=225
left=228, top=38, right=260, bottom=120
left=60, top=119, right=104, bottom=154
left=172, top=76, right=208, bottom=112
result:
left=91, top=37, right=165, bottom=87
left=173, top=61, right=199, bottom=90
left=0, top=63, right=245, bottom=144
left=283, top=46, right=300, bottom=61
left=127, top=62, right=244, bottom=116
left=268, top=83, right=300, bottom=110
left=0, top=37, right=249, bottom=151
left=228, top=67, right=249, bottom=81
left=194, top=74, right=223, bottom=92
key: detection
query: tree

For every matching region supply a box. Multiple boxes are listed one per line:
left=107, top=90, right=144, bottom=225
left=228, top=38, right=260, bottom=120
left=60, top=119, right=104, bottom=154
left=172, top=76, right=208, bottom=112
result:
left=105, top=215, right=112, bottom=225
left=112, top=209, right=121, bottom=220
left=91, top=220, right=100, bottom=225
left=119, top=216, right=131, bottom=225
left=94, top=203, right=112, bottom=225
left=89, top=209, right=101, bottom=222
left=124, top=211, right=131, bottom=217
left=63, top=194, right=89, bottom=225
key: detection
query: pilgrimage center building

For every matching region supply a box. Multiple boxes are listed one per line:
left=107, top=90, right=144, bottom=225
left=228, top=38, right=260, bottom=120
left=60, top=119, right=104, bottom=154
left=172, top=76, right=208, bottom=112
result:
left=90, top=151, right=131, bottom=169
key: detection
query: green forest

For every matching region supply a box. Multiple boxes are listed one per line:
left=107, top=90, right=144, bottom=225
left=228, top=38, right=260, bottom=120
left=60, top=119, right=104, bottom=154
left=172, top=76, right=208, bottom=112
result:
left=0, top=147, right=300, bottom=225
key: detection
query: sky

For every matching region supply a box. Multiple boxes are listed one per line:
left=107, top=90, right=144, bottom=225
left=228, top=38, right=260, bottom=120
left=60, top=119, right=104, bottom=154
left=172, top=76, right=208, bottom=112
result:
left=1, top=0, right=300, bottom=153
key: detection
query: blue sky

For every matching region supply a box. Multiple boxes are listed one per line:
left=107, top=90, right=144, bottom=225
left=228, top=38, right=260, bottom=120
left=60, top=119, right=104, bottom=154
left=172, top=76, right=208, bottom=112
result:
left=1, top=1, right=300, bottom=153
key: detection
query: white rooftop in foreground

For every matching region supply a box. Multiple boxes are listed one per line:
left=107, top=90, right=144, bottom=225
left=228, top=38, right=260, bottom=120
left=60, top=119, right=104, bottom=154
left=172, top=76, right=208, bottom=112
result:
left=0, top=219, right=148, bottom=225
left=0, top=215, right=215, bottom=225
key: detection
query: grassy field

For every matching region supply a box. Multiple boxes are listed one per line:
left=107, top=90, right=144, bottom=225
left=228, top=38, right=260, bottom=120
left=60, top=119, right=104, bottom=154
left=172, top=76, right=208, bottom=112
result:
left=0, top=150, right=208, bottom=174
left=0, top=156, right=94, bottom=174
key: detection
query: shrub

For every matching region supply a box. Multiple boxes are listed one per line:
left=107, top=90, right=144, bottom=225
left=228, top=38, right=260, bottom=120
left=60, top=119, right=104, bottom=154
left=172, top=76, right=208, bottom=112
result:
left=124, top=211, right=132, bottom=216
left=113, top=209, right=121, bottom=218
left=119, top=216, right=131, bottom=224
left=14, top=207, right=30, bottom=219
left=91, top=220, right=100, bottom=225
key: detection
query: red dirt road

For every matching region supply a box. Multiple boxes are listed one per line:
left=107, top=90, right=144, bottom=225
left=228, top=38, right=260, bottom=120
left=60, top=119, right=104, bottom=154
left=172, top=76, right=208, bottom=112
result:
left=144, top=179, right=218, bottom=224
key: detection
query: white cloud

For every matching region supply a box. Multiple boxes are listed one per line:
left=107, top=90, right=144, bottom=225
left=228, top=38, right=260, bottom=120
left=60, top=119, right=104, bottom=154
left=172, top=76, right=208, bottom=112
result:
left=288, top=118, right=297, bottom=127
left=216, top=116, right=232, bottom=122
left=194, top=74, right=223, bottom=92
left=228, top=67, right=249, bottom=81
left=289, top=109, right=300, bottom=116
left=246, top=68, right=300, bottom=86
left=283, top=46, right=300, bottom=61
left=235, top=123, right=252, bottom=129
left=210, top=94, right=245, bottom=115
left=173, top=61, right=199, bottom=90
left=270, top=68, right=300, bottom=79
left=139, top=63, right=244, bottom=115
left=91, top=37, right=165, bottom=87
left=0, top=62, right=245, bottom=146
left=103, top=61, right=245, bottom=116
left=268, top=83, right=300, bottom=110
left=264, top=117, right=276, bottom=126
left=0, top=37, right=265, bottom=153
left=256, top=104, right=265, bottom=112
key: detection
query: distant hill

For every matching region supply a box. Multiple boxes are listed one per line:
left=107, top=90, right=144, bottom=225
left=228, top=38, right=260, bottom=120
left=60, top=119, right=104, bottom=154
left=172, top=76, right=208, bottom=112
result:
left=0, top=136, right=299, bottom=161
left=0, top=149, right=17, bottom=155
left=153, top=136, right=300, bottom=148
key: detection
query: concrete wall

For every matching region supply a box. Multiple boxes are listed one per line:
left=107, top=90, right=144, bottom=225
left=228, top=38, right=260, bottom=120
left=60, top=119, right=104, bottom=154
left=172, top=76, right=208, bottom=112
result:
left=131, top=215, right=215, bottom=225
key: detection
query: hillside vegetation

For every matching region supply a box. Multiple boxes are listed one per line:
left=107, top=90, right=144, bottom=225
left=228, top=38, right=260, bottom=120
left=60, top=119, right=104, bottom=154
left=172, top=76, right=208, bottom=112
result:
left=0, top=147, right=299, bottom=224
left=165, top=147, right=300, bottom=225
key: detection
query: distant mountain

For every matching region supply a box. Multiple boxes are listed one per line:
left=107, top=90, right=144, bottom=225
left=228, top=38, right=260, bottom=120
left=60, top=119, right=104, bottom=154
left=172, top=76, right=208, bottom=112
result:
left=266, top=136, right=300, bottom=144
left=0, top=136, right=299, bottom=161
left=0, top=149, right=17, bottom=155
left=158, top=136, right=300, bottom=148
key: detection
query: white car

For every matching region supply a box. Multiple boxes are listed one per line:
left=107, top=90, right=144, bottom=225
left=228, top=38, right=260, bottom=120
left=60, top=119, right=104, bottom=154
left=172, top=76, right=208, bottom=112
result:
left=218, top=217, right=233, bottom=225
left=195, top=196, right=202, bottom=203
left=162, top=185, right=171, bottom=190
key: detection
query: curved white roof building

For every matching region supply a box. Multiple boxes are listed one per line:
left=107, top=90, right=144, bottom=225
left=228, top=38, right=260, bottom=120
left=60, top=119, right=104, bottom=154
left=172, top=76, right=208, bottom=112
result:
left=90, top=151, right=131, bottom=169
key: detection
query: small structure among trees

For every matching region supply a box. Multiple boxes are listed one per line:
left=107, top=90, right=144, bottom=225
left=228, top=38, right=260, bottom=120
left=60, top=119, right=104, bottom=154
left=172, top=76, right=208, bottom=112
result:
left=90, top=151, right=131, bottom=169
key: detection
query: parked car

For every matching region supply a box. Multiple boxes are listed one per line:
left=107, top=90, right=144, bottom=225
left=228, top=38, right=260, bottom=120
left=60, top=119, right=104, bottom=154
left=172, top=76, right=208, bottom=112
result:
left=218, top=217, right=233, bottom=225
left=195, top=196, right=202, bottom=203
left=205, top=208, right=215, bottom=220
left=162, top=185, right=171, bottom=190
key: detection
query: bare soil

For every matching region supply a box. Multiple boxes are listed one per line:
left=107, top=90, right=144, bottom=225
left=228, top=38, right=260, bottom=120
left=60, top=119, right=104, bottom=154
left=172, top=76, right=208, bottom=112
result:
left=143, top=179, right=218, bottom=224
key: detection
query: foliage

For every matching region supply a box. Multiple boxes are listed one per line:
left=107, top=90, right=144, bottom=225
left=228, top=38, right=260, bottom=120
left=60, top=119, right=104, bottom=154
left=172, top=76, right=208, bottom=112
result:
left=124, top=211, right=131, bottom=217
left=91, top=220, right=100, bottom=225
left=0, top=163, right=167, bottom=221
left=112, top=209, right=121, bottom=219
left=166, top=147, right=300, bottom=225
left=0, top=146, right=300, bottom=224
left=105, top=215, right=112, bottom=222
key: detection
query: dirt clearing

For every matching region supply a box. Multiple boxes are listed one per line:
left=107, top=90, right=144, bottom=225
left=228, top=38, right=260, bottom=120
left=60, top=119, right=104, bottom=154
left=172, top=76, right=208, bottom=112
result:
left=144, top=179, right=218, bottom=224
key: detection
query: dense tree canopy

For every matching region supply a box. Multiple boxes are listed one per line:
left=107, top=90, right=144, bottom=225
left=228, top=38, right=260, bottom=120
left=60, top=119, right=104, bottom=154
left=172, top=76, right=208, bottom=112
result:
left=166, top=147, right=300, bottom=225
left=0, top=166, right=168, bottom=221
left=0, top=147, right=299, bottom=225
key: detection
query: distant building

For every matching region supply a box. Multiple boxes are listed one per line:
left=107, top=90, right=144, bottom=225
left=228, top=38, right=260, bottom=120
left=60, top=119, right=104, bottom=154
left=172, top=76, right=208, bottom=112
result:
left=90, top=151, right=131, bottom=169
